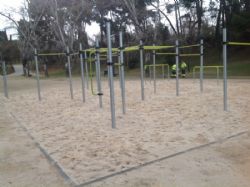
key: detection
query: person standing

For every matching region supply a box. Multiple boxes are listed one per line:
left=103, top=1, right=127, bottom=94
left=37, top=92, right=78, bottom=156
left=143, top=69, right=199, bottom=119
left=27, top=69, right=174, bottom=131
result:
left=171, top=64, right=177, bottom=78
left=181, top=61, right=187, bottom=78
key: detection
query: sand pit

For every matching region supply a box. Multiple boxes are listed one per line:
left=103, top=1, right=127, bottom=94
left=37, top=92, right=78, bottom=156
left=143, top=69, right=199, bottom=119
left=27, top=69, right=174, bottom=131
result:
left=1, top=77, right=250, bottom=185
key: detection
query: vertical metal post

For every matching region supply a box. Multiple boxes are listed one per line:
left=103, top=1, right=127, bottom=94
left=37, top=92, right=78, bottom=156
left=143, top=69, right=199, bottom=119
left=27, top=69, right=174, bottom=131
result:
left=140, top=40, right=145, bottom=100
left=223, top=28, right=228, bottom=111
left=2, top=61, right=8, bottom=98
left=106, top=22, right=116, bottom=128
left=67, top=47, right=73, bottom=99
left=217, top=67, right=219, bottom=85
left=118, top=54, right=122, bottom=89
left=200, top=39, right=204, bottom=92
left=119, top=31, right=126, bottom=114
left=153, top=44, right=156, bottom=94
left=79, top=43, right=85, bottom=102
left=175, top=40, right=179, bottom=96
left=193, top=67, right=195, bottom=80
left=162, top=65, right=165, bottom=79
left=84, top=50, right=89, bottom=89
left=95, top=39, right=103, bottom=108
left=149, top=67, right=152, bottom=83
left=34, top=49, right=41, bottom=101
left=167, top=65, right=170, bottom=80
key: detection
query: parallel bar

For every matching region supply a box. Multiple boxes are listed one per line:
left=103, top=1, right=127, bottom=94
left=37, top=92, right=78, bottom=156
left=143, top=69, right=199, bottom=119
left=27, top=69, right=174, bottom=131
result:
left=84, top=51, right=89, bottom=89
left=179, top=54, right=200, bottom=57
left=106, top=22, right=116, bottom=128
left=194, top=66, right=223, bottom=68
left=95, top=40, right=103, bottom=108
left=145, top=64, right=169, bottom=68
left=228, top=42, right=250, bottom=46
left=223, top=28, right=228, bottom=111
left=200, top=39, right=204, bottom=93
left=179, top=44, right=200, bottom=49
left=193, top=66, right=223, bottom=80
left=79, top=44, right=86, bottom=103
left=153, top=44, right=156, bottom=94
left=119, top=31, right=126, bottom=114
left=2, top=61, right=8, bottom=98
left=156, top=53, right=176, bottom=55
left=67, top=47, right=74, bottom=99
left=143, top=45, right=175, bottom=50
left=38, top=53, right=66, bottom=56
left=140, top=40, right=145, bottom=100
left=175, top=40, right=179, bottom=96
left=34, top=49, right=41, bottom=101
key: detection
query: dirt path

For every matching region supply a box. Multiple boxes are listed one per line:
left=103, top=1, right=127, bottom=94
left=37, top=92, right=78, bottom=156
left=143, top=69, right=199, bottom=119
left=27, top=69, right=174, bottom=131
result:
left=0, top=104, right=70, bottom=187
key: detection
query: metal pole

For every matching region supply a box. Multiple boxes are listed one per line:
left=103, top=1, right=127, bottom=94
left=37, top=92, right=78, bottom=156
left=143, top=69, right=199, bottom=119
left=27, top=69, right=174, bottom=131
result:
left=84, top=50, right=89, bottom=89
left=119, top=31, right=126, bottom=114
left=162, top=65, right=165, bottom=79
left=168, top=65, right=170, bottom=80
left=149, top=67, right=152, bottom=83
left=118, top=54, right=122, bottom=89
left=223, top=28, right=228, bottom=111
left=95, top=39, right=103, bottom=108
left=79, top=43, right=85, bottom=102
left=217, top=67, right=219, bottom=85
left=153, top=44, right=156, bottom=94
left=175, top=40, right=179, bottom=96
left=193, top=67, right=195, bottom=80
left=140, top=40, right=145, bottom=100
left=106, top=22, right=116, bottom=128
left=34, top=49, right=41, bottom=101
left=2, top=61, right=8, bottom=98
left=67, top=46, right=73, bottom=99
left=200, top=39, right=204, bottom=92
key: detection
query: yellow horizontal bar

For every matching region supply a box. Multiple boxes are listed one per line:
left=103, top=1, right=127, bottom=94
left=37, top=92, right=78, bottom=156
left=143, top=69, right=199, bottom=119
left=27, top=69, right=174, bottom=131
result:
left=144, top=45, right=175, bottom=50
left=180, top=54, right=200, bottom=57
left=228, top=42, right=250, bottom=46
left=38, top=53, right=66, bottom=56
left=156, top=53, right=176, bottom=55
left=179, top=44, right=200, bottom=49
left=194, top=66, right=223, bottom=69
left=124, top=46, right=139, bottom=52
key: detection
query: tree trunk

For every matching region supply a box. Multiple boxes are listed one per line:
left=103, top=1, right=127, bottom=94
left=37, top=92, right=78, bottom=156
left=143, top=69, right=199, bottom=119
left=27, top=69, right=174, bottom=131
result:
left=215, top=1, right=222, bottom=43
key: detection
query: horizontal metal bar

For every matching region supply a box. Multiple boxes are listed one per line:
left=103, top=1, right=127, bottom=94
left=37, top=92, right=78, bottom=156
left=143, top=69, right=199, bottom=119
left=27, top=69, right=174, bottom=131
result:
left=180, top=54, right=200, bottom=57
left=38, top=53, right=66, bottom=56
left=228, top=42, right=250, bottom=46
left=179, top=44, right=200, bottom=49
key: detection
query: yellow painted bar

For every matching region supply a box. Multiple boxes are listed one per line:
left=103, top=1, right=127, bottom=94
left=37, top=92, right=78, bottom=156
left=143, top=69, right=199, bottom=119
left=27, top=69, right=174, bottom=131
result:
left=228, top=42, right=250, bottom=46
left=179, top=44, right=200, bottom=49
left=193, top=66, right=223, bottom=69
left=144, top=45, right=175, bottom=50
left=124, top=46, right=139, bottom=52
left=38, top=52, right=66, bottom=56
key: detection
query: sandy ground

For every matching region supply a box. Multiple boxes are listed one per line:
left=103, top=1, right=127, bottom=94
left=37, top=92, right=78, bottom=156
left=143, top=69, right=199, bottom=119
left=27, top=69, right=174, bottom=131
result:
left=1, top=75, right=250, bottom=186
left=0, top=98, right=69, bottom=187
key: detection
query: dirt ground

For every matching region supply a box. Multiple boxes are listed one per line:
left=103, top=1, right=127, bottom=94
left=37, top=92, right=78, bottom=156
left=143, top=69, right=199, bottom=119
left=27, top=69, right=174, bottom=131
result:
left=1, top=75, right=250, bottom=187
